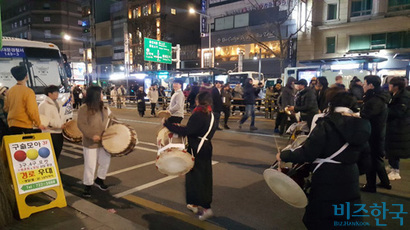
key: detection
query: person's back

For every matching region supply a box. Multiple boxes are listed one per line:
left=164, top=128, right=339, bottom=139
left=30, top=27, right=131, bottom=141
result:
left=4, top=66, right=44, bottom=133
left=243, top=82, right=255, bottom=105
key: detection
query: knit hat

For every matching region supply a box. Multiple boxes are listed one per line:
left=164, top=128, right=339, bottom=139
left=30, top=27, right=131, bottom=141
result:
left=11, top=66, right=27, bottom=81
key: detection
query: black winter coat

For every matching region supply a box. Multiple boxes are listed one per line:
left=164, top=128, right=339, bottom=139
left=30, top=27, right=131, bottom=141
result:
left=188, top=86, right=200, bottom=106
left=386, top=89, right=410, bottom=159
left=360, top=89, right=390, bottom=157
left=243, top=82, right=256, bottom=105
left=349, top=84, right=364, bottom=101
left=211, top=87, right=223, bottom=113
left=164, top=109, right=217, bottom=209
left=316, top=87, right=328, bottom=112
left=281, top=113, right=371, bottom=230
left=295, top=88, right=318, bottom=115
left=136, top=91, right=147, bottom=112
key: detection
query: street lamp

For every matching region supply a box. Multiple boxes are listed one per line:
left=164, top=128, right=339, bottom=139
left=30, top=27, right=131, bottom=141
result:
left=189, top=7, right=212, bottom=68
left=63, top=34, right=71, bottom=40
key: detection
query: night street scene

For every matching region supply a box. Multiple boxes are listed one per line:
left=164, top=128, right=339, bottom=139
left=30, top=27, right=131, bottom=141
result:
left=1, top=0, right=410, bottom=229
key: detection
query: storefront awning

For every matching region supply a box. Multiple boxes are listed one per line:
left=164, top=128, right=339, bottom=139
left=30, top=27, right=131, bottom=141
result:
left=299, top=56, right=388, bottom=66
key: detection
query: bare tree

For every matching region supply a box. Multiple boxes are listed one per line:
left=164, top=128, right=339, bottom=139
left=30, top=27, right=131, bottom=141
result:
left=246, top=0, right=312, bottom=74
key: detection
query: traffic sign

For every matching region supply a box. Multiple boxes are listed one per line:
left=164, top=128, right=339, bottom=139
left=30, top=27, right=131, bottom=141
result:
left=144, top=38, right=172, bottom=64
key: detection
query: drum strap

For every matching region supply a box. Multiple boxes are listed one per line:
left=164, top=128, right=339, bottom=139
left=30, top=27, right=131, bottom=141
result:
left=197, top=113, right=214, bottom=155
left=312, top=143, right=349, bottom=173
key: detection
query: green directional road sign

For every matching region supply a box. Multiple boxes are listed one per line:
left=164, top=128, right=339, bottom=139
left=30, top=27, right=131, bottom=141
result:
left=144, top=37, right=172, bottom=64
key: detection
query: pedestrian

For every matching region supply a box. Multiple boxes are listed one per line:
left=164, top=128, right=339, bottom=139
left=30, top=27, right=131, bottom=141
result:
left=111, top=86, right=119, bottom=108
left=77, top=86, right=112, bottom=198
left=238, top=78, right=257, bottom=131
left=167, top=79, right=185, bottom=124
left=232, top=83, right=244, bottom=115
left=73, top=85, right=82, bottom=109
left=273, top=83, right=284, bottom=133
left=316, top=77, right=329, bottom=112
left=287, top=79, right=318, bottom=129
left=136, top=86, right=147, bottom=117
left=199, top=79, right=213, bottom=94
left=0, top=86, right=9, bottom=144
left=188, top=82, right=200, bottom=112
left=309, top=77, right=318, bottom=90
left=385, top=77, right=410, bottom=181
left=332, top=75, right=346, bottom=89
left=277, top=77, right=297, bottom=135
left=4, top=66, right=46, bottom=134
left=277, top=92, right=371, bottom=230
left=117, top=85, right=126, bottom=108
left=255, top=82, right=264, bottom=112
left=38, top=85, right=65, bottom=161
left=158, top=86, right=167, bottom=110
left=360, top=75, right=391, bottom=193
left=212, top=81, right=223, bottom=130
left=349, top=78, right=364, bottom=101
left=148, top=85, right=159, bottom=117
left=163, top=91, right=217, bottom=221
left=221, top=83, right=232, bottom=129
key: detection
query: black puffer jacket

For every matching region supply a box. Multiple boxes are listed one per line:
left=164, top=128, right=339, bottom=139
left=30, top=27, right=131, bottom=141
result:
left=386, top=89, right=410, bottom=159
left=360, top=89, right=390, bottom=157
left=281, top=113, right=371, bottom=230
left=295, top=87, right=318, bottom=115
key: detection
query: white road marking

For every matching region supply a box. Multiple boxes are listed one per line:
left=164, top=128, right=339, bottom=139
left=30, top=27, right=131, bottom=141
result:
left=62, top=147, right=84, bottom=154
left=106, top=161, right=156, bottom=176
left=118, top=118, right=160, bottom=125
left=138, top=141, right=157, bottom=147
left=134, top=146, right=157, bottom=153
left=113, top=161, right=219, bottom=198
left=222, top=130, right=289, bottom=139
left=61, top=151, right=82, bottom=159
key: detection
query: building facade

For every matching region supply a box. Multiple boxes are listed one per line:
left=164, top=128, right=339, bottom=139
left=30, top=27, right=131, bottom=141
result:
left=297, top=0, right=410, bottom=78
left=201, top=0, right=301, bottom=78
left=1, top=0, right=84, bottom=62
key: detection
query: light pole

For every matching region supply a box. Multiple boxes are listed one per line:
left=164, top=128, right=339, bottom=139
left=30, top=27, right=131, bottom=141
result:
left=189, top=8, right=212, bottom=68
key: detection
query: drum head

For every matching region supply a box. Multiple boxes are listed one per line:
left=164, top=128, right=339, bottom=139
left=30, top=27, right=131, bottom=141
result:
left=102, top=124, right=135, bottom=154
left=40, top=114, right=50, bottom=127
left=156, top=149, right=194, bottom=176
left=158, top=110, right=171, bottom=118
left=263, top=168, right=308, bottom=208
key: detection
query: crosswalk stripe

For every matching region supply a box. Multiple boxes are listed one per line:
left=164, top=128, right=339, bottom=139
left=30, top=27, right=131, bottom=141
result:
left=61, top=151, right=82, bottom=159
left=106, top=161, right=156, bottom=176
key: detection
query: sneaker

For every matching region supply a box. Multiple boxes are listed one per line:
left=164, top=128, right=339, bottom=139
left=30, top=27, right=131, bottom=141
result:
left=250, top=126, right=258, bottom=131
left=186, top=204, right=199, bottom=214
left=82, top=185, right=91, bottom=198
left=94, top=178, right=109, bottom=191
left=360, top=185, right=376, bottom=193
left=388, top=170, right=401, bottom=181
left=376, top=183, right=392, bottom=190
left=199, top=208, right=213, bottom=221
left=224, top=125, right=230, bottom=129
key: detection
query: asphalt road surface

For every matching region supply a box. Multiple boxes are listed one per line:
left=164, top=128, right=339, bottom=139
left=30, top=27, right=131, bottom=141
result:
left=58, top=106, right=410, bottom=230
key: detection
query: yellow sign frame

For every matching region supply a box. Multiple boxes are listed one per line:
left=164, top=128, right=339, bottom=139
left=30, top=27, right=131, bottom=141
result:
left=2, top=133, right=67, bottom=219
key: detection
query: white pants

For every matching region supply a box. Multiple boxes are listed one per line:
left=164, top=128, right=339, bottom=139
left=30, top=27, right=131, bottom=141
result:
left=83, top=147, right=111, bottom=186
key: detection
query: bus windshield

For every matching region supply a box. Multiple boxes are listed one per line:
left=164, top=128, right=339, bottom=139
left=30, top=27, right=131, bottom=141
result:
left=0, top=46, right=69, bottom=94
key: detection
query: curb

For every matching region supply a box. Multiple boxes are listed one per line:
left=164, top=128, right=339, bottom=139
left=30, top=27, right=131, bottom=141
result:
left=44, top=190, right=147, bottom=230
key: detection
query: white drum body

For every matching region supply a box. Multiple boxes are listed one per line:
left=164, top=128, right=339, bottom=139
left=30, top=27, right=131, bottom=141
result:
left=156, top=148, right=194, bottom=176
left=102, top=123, right=138, bottom=157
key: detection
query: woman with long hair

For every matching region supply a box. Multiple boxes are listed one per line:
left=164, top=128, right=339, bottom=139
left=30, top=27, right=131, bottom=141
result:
left=276, top=92, right=371, bottom=229
left=77, top=86, right=112, bottom=198
left=163, top=91, right=217, bottom=221
left=316, top=77, right=329, bottom=112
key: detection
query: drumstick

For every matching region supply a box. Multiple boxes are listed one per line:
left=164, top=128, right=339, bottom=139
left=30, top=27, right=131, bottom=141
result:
left=102, top=132, right=117, bottom=140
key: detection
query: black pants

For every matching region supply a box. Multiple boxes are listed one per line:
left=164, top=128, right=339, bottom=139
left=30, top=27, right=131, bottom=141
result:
left=366, top=153, right=390, bottom=188
left=168, top=116, right=183, bottom=124
left=275, top=112, right=287, bottom=129
left=150, top=103, right=156, bottom=115
left=213, top=112, right=221, bottom=128
left=8, top=127, right=42, bottom=135
left=222, top=106, right=230, bottom=125
left=51, top=133, right=64, bottom=161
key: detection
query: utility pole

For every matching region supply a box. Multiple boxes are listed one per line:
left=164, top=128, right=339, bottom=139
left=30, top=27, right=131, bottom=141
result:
left=258, top=48, right=262, bottom=81
left=172, top=44, right=181, bottom=69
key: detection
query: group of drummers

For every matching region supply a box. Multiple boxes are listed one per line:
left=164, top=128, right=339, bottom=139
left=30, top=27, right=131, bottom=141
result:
left=2, top=65, right=410, bottom=228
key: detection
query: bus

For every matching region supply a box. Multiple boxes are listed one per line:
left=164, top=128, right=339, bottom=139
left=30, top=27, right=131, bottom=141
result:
left=228, top=71, right=264, bottom=88
left=0, top=37, right=73, bottom=121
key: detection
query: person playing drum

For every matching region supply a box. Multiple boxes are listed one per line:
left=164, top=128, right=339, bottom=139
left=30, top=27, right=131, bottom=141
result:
left=276, top=92, right=371, bottom=230
left=163, top=91, right=217, bottom=221
left=77, top=86, right=112, bottom=198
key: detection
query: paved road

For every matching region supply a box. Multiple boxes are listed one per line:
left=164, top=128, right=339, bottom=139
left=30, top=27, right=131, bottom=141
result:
left=57, top=107, right=410, bottom=230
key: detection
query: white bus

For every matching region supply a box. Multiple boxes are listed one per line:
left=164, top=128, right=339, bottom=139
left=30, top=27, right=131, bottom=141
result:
left=0, top=37, right=73, bottom=121
left=228, top=71, right=264, bottom=88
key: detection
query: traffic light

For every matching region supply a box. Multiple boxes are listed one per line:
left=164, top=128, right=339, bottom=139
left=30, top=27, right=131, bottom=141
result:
left=83, top=28, right=90, bottom=33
